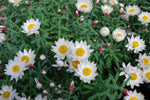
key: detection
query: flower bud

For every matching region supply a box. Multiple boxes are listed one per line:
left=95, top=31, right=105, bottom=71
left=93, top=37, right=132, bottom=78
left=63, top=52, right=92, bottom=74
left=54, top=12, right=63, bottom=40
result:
left=50, top=80, right=55, bottom=87
left=34, top=78, right=42, bottom=89
left=29, top=64, right=34, bottom=69
left=57, top=9, right=61, bottom=14
left=65, top=6, right=68, bottom=11
left=41, top=70, right=46, bottom=75
left=36, top=0, right=40, bottom=2
left=127, top=26, right=130, bottom=29
left=93, top=39, right=97, bottom=43
left=1, top=26, right=7, bottom=32
left=92, top=21, right=98, bottom=25
left=43, top=90, right=49, bottom=95
left=76, top=10, right=79, bottom=17
left=0, top=17, right=5, bottom=21
left=100, top=27, right=110, bottom=37
left=40, top=54, right=46, bottom=60
left=105, top=43, right=110, bottom=48
left=26, top=1, right=30, bottom=6
left=119, top=8, right=124, bottom=15
left=95, top=0, right=99, bottom=5
left=98, top=46, right=104, bottom=51
left=0, top=33, right=6, bottom=42
left=69, top=81, right=74, bottom=92
left=123, top=89, right=130, bottom=96
left=119, top=3, right=124, bottom=8
left=80, top=15, right=84, bottom=22
left=140, top=30, right=143, bottom=32
left=56, top=60, right=64, bottom=67
left=143, top=29, right=147, bottom=32
left=106, top=13, right=109, bottom=16
left=128, top=32, right=134, bottom=35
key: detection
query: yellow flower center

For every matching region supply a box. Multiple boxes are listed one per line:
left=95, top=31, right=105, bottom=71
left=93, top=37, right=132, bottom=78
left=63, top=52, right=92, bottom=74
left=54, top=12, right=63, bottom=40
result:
left=142, top=15, right=149, bottom=21
left=72, top=61, right=80, bottom=68
left=132, top=41, right=139, bottom=47
left=112, top=0, right=115, bottom=3
left=129, top=97, right=138, bottom=100
left=129, top=9, right=135, bottom=13
left=116, top=33, right=122, bottom=36
left=105, top=8, right=110, bottom=12
left=59, top=45, right=68, bottom=54
left=14, top=0, right=18, bottom=1
left=83, top=67, right=92, bottom=76
left=2, top=91, right=10, bottom=99
left=28, top=24, right=35, bottom=31
left=22, top=55, right=30, bottom=63
left=76, top=48, right=85, bottom=57
left=143, top=58, right=150, bottom=65
left=130, top=73, right=137, bottom=80
left=0, top=6, right=5, bottom=9
left=146, top=72, right=150, bottom=80
left=12, top=65, right=20, bottom=72
left=80, top=4, right=88, bottom=9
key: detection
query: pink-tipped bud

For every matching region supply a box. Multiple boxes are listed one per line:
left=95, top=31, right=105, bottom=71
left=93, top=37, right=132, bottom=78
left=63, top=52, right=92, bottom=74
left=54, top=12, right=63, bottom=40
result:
left=119, top=8, right=124, bottom=15
left=41, top=70, right=46, bottom=75
left=65, top=6, right=69, bottom=11
left=26, top=1, right=30, bottom=6
left=34, top=78, right=42, bottom=89
left=40, top=54, right=46, bottom=60
left=106, top=13, right=109, bottom=16
left=92, top=21, right=98, bottom=25
left=140, top=30, right=143, bottom=32
left=80, top=15, right=84, bottom=22
left=143, top=29, right=147, bottom=32
left=50, top=80, right=55, bottom=87
left=36, top=0, right=40, bottom=1
left=93, top=39, right=97, bottom=43
left=95, top=0, right=99, bottom=5
left=76, top=10, right=79, bottom=17
left=124, top=89, right=130, bottom=96
left=69, top=81, right=74, bottom=92
left=43, top=90, right=49, bottom=95
left=57, top=9, right=61, bottom=14
left=128, top=32, right=134, bottom=36
left=98, top=46, right=104, bottom=51
left=1, top=11, right=4, bottom=14
left=105, top=43, right=110, bottom=48
left=113, top=3, right=118, bottom=6
left=0, top=17, right=5, bottom=21
left=127, top=26, right=130, bottom=29
left=1, top=26, right=7, bottom=32
left=29, top=64, right=34, bottom=69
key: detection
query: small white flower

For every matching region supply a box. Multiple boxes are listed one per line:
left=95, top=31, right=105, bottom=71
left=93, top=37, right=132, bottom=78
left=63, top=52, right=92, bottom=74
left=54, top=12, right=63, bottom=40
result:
left=143, top=68, right=150, bottom=83
left=75, top=0, right=93, bottom=13
left=51, top=38, right=73, bottom=60
left=109, top=0, right=118, bottom=6
left=22, top=18, right=41, bottom=36
left=8, top=0, right=22, bottom=6
left=0, top=33, right=6, bottom=42
left=121, top=14, right=129, bottom=21
left=120, top=63, right=144, bottom=89
left=100, top=27, right=110, bottom=37
left=101, top=5, right=113, bottom=15
left=35, top=94, right=47, bottom=100
left=0, top=85, right=18, bottom=100
left=138, top=12, right=150, bottom=26
left=124, top=90, right=145, bottom=100
left=74, top=60, right=97, bottom=83
left=136, top=53, right=150, bottom=69
left=125, top=35, right=145, bottom=53
left=52, top=59, right=68, bottom=68
left=4, top=57, right=27, bottom=82
left=40, top=54, right=46, bottom=60
left=112, top=28, right=127, bottom=42
left=16, top=49, right=36, bottom=66
left=125, top=5, right=140, bottom=16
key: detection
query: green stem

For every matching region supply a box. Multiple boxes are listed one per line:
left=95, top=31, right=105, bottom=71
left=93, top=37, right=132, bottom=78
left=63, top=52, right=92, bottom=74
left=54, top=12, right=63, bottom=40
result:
left=58, top=15, right=61, bottom=38
left=29, top=70, right=31, bottom=100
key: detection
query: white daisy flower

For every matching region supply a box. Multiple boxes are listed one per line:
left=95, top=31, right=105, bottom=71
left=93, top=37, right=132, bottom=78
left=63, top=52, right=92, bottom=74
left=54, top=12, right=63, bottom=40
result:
left=125, top=5, right=140, bottom=16
left=101, top=5, right=113, bottom=15
left=120, top=63, right=144, bottom=89
left=69, top=40, right=93, bottom=61
left=112, top=28, right=127, bottom=42
left=109, top=0, right=118, bottom=6
left=143, top=68, right=150, bottom=83
left=102, top=0, right=108, bottom=3
left=0, top=85, right=18, bottom=100
left=136, top=53, right=150, bottom=69
left=74, top=60, right=97, bottom=83
left=66, top=58, right=84, bottom=73
left=138, top=12, right=150, bottom=26
left=4, top=57, right=27, bottom=81
left=16, top=49, right=36, bottom=66
left=35, top=94, right=47, bottom=100
left=100, top=27, right=110, bottom=37
left=22, top=18, right=41, bottom=36
left=51, top=38, right=73, bottom=60
left=121, top=14, right=129, bottom=21
left=75, top=0, right=93, bottom=13
left=124, top=90, right=145, bottom=100
left=0, top=33, right=6, bottom=42
left=8, top=0, right=22, bottom=6
left=125, top=35, right=145, bottom=53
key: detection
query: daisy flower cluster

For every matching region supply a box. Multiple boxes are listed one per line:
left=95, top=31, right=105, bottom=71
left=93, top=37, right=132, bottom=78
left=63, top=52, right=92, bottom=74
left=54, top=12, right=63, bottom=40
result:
left=4, top=49, right=36, bottom=81
left=51, top=38, right=98, bottom=84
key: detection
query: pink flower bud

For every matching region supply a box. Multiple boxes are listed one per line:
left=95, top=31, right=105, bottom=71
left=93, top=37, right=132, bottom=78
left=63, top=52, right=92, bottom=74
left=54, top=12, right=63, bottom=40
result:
left=106, top=13, right=109, bottom=16
left=95, top=0, right=99, bottom=5
left=76, top=10, right=79, bottom=17
left=65, top=6, right=69, bottom=11
left=92, top=21, right=98, bottom=25
left=127, top=26, right=130, bottom=29
left=93, top=39, right=97, bottom=43
left=80, top=15, right=84, bottom=22
left=57, top=9, right=61, bottom=14
left=128, top=32, right=134, bottom=36
left=1, top=26, right=7, bottom=32
left=1, top=11, right=4, bottom=14
left=26, top=1, right=30, bottom=6
left=43, top=90, right=49, bottom=95
left=124, top=89, right=130, bottom=96
left=41, top=70, right=46, bottom=75
left=50, top=80, right=55, bottom=87
left=34, top=78, right=42, bottom=89
left=105, top=43, right=110, bottom=48
left=143, top=29, right=147, bottom=32
left=40, top=54, right=46, bottom=60
left=98, top=46, right=104, bottom=51
left=69, top=81, right=74, bottom=92
left=119, top=8, right=124, bottom=15
left=140, top=30, right=143, bottom=32
left=36, top=0, right=40, bottom=1
left=0, top=17, right=5, bottom=21
left=29, top=64, right=34, bottom=69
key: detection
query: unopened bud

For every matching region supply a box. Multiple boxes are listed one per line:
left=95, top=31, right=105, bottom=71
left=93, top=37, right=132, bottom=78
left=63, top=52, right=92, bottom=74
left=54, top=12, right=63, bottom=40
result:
left=80, top=15, right=84, bottom=22
left=105, top=43, right=110, bottom=48
left=143, top=29, right=147, bottom=32
left=119, top=3, right=124, bottom=8
left=41, top=70, right=46, bottom=75
left=65, top=6, right=68, bottom=11
left=26, top=1, right=30, bottom=6
left=40, top=54, right=46, bottom=60
left=43, top=90, right=49, bottom=95
left=76, top=10, right=79, bottom=17
left=124, top=89, right=130, bottom=96
left=127, top=26, right=130, bottom=29
left=95, top=0, right=99, bottom=5
left=100, top=27, right=110, bottom=37
left=57, top=9, right=61, bottom=14
left=29, top=64, right=34, bottom=69
left=119, top=8, right=124, bottom=15
left=36, top=0, right=40, bottom=2
left=50, top=80, right=55, bottom=87
left=0, top=17, right=5, bottom=21
left=98, top=46, right=104, bottom=51
left=69, top=81, right=74, bottom=92
left=92, top=21, right=98, bottom=25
